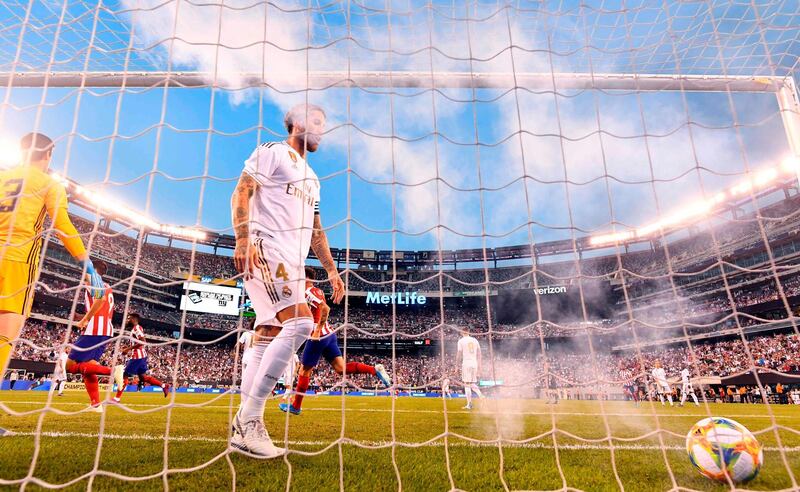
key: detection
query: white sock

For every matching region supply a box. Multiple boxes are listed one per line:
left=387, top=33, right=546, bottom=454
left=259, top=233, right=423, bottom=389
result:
left=692, top=394, right=699, bottom=405
left=680, top=393, right=686, bottom=405
left=667, top=395, right=673, bottom=405
left=465, top=386, right=472, bottom=405
left=471, top=384, right=483, bottom=399
left=239, top=317, right=313, bottom=422
left=239, top=343, right=266, bottom=408
left=659, top=394, right=665, bottom=404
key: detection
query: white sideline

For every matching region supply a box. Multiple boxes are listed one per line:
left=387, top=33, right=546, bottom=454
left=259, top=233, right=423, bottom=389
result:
left=8, top=431, right=800, bottom=452
left=4, top=400, right=800, bottom=419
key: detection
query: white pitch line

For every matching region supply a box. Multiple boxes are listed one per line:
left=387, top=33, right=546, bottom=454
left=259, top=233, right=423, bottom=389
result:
left=4, top=400, right=800, bottom=419
left=6, top=431, right=800, bottom=453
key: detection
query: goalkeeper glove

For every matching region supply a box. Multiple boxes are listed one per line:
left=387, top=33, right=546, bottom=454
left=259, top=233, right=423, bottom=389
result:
left=85, top=260, right=105, bottom=299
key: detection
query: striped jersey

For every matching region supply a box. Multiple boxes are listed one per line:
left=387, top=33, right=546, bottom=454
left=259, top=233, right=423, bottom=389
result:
left=305, top=285, right=334, bottom=337
left=82, top=286, right=114, bottom=336
left=129, top=324, right=147, bottom=359
left=622, top=369, right=635, bottom=386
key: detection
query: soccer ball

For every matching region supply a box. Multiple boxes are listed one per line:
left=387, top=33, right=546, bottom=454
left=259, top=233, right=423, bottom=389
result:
left=686, top=417, right=763, bottom=483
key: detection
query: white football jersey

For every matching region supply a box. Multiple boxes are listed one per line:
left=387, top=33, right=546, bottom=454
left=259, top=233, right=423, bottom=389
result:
left=243, top=141, right=320, bottom=266
left=651, top=367, right=667, bottom=385
left=238, top=331, right=254, bottom=351
left=458, top=336, right=481, bottom=367
left=681, top=368, right=690, bottom=384
left=282, top=353, right=299, bottom=382
left=53, top=352, right=68, bottom=379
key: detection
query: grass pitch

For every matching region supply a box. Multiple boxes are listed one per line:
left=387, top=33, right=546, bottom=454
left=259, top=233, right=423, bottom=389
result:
left=1, top=391, right=799, bottom=491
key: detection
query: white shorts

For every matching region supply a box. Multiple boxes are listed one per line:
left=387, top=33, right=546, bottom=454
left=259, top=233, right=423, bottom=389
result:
left=244, top=240, right=306, bottom=327
left=658, top=383, right=671, bottom=394
left=52, top=371, right=65, bottom=381
left=241, top=348, right=254, bottom=370
left=282, top=363, right=295, bottom=386
left=682, top=383, right=695, bottom=394
left=462, top=365, right=478, bottom=384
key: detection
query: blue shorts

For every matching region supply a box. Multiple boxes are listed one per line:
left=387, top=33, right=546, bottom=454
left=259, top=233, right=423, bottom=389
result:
left=124, top=358, right=149, bottom=377
left=70, top=335, right=112, bottom=363
left=300, top=334, right=341, bottom=369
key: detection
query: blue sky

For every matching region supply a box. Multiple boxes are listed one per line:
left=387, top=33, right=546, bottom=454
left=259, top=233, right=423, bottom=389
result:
left=0, top=0, right=797, bottom=255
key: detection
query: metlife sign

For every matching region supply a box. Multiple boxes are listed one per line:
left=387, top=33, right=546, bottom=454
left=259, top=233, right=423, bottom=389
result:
left=366, top=291, right=427, bottom=306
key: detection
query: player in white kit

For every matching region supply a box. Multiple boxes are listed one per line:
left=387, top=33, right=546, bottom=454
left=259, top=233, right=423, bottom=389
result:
left=51, top=350, right=68, bottom=396
left=229, top=103, right=344, bottom=458
left=651, top=360, right=673, bottom=406
left=441, top=377, right=451, bottom=399
left=679, top=367, right=699, bottom=406
left=280, top=353, right=300, bottom=402
left=457, top=332, right=483, bottom=410
left=236, top=328, right=255, bottom=374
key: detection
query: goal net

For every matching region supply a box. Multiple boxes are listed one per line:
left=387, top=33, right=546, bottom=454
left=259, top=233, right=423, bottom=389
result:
left=1, top=0, right=799, bottom=490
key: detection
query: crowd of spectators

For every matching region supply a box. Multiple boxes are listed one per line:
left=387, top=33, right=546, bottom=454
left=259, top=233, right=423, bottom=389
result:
left=72, top=216, right=237, bottom=280
left=11, top=320, right=235, bottom=385
left=627, top=273, right=800, bottom=326
left=12, top=318, right=800, bottom=393
left=11, top=196, right=800, bottom=392
left=56, top=191, right=800, bottom=293
left=28, top=198, right=799, bottom=344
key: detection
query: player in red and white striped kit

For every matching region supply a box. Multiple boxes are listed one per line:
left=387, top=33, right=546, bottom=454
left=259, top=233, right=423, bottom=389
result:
left=113, top=313, right=169, bottom=402
left=279, top=267, right=391, bottom=415
left=65, top=260, right=124, bottom=411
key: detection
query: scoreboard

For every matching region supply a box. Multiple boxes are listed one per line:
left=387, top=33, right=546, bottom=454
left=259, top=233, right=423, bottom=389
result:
left=179, top=282, right=242, bottom=316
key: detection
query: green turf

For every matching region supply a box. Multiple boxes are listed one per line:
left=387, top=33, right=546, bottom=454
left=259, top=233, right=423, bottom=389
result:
left=1, top=391, right=798, bottom=491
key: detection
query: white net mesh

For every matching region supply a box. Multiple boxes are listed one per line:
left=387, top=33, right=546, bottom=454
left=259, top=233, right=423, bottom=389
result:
left=1, top=0, right=800, bottom=490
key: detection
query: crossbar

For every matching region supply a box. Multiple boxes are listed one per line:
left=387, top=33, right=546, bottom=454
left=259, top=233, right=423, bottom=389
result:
left=0, top=71, right=788, bottom=92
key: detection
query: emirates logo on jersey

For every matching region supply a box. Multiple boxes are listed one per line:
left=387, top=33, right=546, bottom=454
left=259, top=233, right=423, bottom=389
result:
left=282, top=286, right=293, bottom=299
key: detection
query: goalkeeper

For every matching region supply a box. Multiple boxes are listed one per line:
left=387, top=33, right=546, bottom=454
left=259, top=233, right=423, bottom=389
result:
left=0, top=133, right=104, bottom=435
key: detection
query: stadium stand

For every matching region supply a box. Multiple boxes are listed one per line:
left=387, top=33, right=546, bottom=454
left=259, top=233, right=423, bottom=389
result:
left=7, top=187, right=800, bottom=402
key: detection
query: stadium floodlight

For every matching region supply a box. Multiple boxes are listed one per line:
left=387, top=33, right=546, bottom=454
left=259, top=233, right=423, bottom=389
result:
left=588, top=231, right=635, bottom=247
left=591, top=161, right=798, bottom=247
left=782, top=156, right=800, bottom=173
left=158, top=225, right=207, bottom=241
left=0, top=138, right=20, bottom=168
left=50, top=173, right=207, bottom=241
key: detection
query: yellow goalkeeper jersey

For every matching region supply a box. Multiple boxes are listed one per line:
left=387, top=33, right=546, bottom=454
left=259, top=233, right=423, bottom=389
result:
left=0, top=165, right=86, bottom=263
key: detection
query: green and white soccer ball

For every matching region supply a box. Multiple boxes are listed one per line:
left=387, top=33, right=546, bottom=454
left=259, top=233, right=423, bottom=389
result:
left=686, top=417, right=763, bottom=483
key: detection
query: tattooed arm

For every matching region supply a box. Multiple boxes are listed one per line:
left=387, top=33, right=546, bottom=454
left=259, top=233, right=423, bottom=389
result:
left=311, top=213, right=344, bottom=303
left=231, top=172, right=259, bottom=274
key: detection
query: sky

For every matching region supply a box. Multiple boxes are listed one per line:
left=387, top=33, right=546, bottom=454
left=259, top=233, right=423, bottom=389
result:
left=0, top=0, right=797, bottom=255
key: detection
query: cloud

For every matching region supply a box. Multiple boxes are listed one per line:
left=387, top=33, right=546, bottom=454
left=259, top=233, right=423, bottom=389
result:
left=120, top=0, right=792, bottom=249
